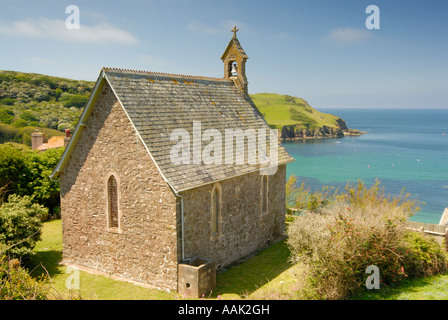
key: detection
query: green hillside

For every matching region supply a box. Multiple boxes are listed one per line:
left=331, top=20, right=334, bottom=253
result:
left=250, top=93, right=361, bottom=139
left=250, top=93, right=341, bottom=129
left=0, top=70, right=93, bottom=145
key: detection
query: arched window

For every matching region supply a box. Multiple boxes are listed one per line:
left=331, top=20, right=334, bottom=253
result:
left=107, top=175, right=119, bottom=229
left=211, top=185, right=221, bottom=236
left=261, top=175, right=269, bottom=214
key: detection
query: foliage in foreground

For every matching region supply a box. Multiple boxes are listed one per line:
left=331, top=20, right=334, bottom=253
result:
left=286, top=176, right=448, bottom=300
left=0, top=255, right=81, bottom=300
left=0, top=142, right=63, bottom=216
left=0, top=256, right=50, bottom=300
left=0, top=194, right=46, bottom=261
left=400, top=231, right=448, bottom=279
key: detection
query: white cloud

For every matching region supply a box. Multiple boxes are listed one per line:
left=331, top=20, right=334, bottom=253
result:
left=325, top=27, right=374, bottom=44
left=0, top=17, right=138, bottom=45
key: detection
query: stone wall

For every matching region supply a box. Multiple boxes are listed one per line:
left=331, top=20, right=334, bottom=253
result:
left=180, top=165, right=286, bottom=268
left=59, top=82, right=179, bottom=291
left=59, top=80, right=289, bottom=291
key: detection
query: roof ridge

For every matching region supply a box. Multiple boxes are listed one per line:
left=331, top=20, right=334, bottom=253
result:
left=102, top=67, right=227, bottom=81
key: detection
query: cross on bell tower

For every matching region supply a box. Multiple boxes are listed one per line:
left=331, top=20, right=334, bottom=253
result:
left=221, top=26, right=249, bottom=98
left=231, top=25, right=238, bottom=38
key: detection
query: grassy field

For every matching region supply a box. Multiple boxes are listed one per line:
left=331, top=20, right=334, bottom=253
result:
left=29, top=219, right=173, bottom=299
left=28, top=219, right=295, bottom=300
left=28, top=219, right=448, bottom=300
left=353, top=275, right=448, bottom=300
left=250, top=93, right=342, bottom=129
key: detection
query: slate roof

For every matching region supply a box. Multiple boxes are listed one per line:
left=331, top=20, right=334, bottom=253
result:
left=51, top=67, right=294, bottom=194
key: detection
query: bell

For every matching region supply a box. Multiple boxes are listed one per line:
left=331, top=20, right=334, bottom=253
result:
left=231, top=63, right=238, bottom=75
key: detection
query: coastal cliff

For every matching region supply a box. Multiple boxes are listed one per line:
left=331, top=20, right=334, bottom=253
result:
left=250, top=93, right=365, bottom=140
left=280, top=119, right=364, bottom=140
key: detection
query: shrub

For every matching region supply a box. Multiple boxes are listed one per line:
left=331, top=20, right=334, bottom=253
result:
left=0, top=108, right=14, bottom=124
left=285, top=175, right=338, bottom=213
left=0, top=143, right=63, bottom=215
left=0, top=143, right=30, bottom=196
left=337, top=179, right=419, bottom=215
left=34, top=92, right=50, bottom=102
left=0, top=194, right=45, bottom=261
left=24, top=147, right=63, bottom=214
left=288, top=204, right=408, bottom=299
left=0, top=256, right=50, bottom=300
left=57, top=122, right=75, bottom=131
left=31, top=76, right=56, bottom=89
left=399, top=231, right=448, bottom=278
left=286, top=180, right=429, bottom=299
left=0, top=98, right=15, bottom=106
left=13, top=119, right=28, bottom=128
left=0, top=74, right=12, bottom=83
left=0, top=123, right=21, bottom=144
left=60, top=94, right=88, bottom=108
left=54, top=88, right=63, bottom=99
left=19, top=110, right=39, bottom=123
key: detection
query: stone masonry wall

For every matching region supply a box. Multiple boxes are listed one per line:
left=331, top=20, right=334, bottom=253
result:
left=59, top=82, right=179, bottom=291
left=181, top=165, right=286, bottom=268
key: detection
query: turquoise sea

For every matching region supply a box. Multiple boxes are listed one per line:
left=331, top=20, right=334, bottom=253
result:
left=283, top=108, right=448, bottom=224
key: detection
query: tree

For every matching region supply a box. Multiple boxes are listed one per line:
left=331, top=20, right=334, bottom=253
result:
left=19, top=110, right=39, bottom=123
left=0, top=108, right=14, bottom=124
left=0, top=143, right=63, bottom=215
left=25, top=147, right=64, bottom=212
left=60, top=94, right=89, bottom=108
left=54, top=88, right=63, bottom=100
left=0, top=194, right=45, bottom=260
left=13, top=119, right=28, bottom=128
left=0, top=98, right=15, bottom=106
left=0, top=143, right=30, bottom=197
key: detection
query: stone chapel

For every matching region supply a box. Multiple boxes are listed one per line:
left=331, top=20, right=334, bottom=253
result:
left=51, top=27, right=294, bottom=294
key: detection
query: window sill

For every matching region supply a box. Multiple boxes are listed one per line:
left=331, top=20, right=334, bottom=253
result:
left=107, top=227, right=123, bottom=234
left=210, top=232, right=221, bottom=241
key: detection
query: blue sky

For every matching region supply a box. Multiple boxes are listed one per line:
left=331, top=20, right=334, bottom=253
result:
left=0, top=0, right=447, bottom=108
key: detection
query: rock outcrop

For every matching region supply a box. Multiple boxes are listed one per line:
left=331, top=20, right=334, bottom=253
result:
left=280, top=118, right=365, bottom=140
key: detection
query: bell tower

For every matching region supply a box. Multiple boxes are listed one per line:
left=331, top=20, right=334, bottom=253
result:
left=221, top=26, right=249, bottom=97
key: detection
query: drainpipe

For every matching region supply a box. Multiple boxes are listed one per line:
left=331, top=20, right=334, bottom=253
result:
left=176, top=193, right=186, bottom=262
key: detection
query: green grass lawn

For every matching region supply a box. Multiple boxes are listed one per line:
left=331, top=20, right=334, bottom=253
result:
left=28, top=219, right=294, bottom=300
left=353, top=275, right=448, bottom=300
left=28, top=219, right=448, bottom=300
left=28, top=219, right=173, bottom=300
